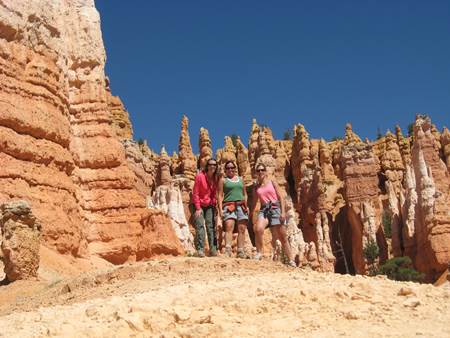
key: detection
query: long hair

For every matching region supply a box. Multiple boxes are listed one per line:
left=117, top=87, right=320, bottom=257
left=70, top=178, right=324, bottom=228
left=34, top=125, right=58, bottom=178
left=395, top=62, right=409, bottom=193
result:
left=255, top=162, right=267, bottom=185
left=204, top=158, right=218, bottom=181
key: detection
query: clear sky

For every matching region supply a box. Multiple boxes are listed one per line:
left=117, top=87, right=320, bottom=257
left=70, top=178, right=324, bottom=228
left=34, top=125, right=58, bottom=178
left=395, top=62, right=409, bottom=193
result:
left=96, top=0, right=449, bottom=154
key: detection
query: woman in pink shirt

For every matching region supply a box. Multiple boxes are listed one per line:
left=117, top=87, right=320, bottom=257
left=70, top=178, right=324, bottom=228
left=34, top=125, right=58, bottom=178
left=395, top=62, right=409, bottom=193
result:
left=250, top=163, right=296, bottom=267
left=192, top=158, right=219, bottom=257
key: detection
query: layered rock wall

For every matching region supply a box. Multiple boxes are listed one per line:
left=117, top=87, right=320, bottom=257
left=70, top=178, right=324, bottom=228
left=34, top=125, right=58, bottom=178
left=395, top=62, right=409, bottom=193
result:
left=0, top=0, right=181, bottom=264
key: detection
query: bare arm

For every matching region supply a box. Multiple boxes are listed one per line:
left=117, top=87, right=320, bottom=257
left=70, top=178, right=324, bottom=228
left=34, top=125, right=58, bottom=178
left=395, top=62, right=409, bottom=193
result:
left=250, top=183, right=257, bottom=215
left=217, top=177, right=224, bottom=217
left=242, top=177, right=248, bottom=206
left=273, top=181, right=285, bottom=217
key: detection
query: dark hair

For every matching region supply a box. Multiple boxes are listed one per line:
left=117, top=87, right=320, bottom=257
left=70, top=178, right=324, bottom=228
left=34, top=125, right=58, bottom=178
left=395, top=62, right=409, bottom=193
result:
left=255, top=163, right=266, bottom=171
left=204, top=158, right=218, bottom=175
left=224, top=160, right=236, bottom=168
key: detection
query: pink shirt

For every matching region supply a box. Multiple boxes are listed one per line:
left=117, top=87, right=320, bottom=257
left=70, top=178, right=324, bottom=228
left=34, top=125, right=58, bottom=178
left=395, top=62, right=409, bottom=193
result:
left=192, top=171, right=217, bottom=210
left=256, top=181, right=278, bottom=204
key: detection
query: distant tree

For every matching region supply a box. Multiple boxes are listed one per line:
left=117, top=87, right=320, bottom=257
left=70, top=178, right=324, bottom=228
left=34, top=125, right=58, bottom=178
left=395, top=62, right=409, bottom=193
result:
left=363, top=238, right=380, bottom=276
left=330, top=136, right=342, bottom=142
left=376, top=127, right=383, bottom=140
left=382, top=211, right=392, bottom=239
left=407, top=123, right=414, bottom=137
left=230, top=134, right=239, bottom=147
left=137, top=138, right=145, bottom=146
left=283, top=129, right=292, bottom=141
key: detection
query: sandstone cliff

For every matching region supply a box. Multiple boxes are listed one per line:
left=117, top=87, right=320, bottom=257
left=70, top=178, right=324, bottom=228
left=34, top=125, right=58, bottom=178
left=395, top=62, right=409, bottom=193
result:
left=0, top=0, right=182, bottom=265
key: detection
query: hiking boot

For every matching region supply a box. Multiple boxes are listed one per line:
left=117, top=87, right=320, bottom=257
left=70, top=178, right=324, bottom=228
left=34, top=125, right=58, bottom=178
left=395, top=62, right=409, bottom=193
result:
left=209, top=249, right=218, bottom=257
left=224, top=246, right=232, bottom=258
left=253, top=252, right=262, bottom=261
left=236, top=248, right=246, bottom=259
left=196, top=250, right=205, bottom=258
left=286, top=260, right=297, bottom=268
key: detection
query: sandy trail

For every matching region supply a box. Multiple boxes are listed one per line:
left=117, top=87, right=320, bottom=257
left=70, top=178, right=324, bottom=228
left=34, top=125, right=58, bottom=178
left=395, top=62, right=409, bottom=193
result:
left=0, top=257, right=449, bottom=337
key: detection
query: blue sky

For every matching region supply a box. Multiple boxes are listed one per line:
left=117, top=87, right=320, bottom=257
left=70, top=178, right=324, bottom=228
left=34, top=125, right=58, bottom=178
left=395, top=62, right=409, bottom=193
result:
left=97, top=0, right=450, bottom=154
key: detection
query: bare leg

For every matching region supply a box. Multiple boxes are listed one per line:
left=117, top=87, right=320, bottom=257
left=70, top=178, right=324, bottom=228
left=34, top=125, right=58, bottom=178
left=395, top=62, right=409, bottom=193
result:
left=254, top=217, right=268, bottom=254
left=275, top=225, right=294, bottom=262
left=270, top=227, right=279, bottom=261
left=224, top=219, right=235, bottom=255
left=236, top=220, right=247, bottom=251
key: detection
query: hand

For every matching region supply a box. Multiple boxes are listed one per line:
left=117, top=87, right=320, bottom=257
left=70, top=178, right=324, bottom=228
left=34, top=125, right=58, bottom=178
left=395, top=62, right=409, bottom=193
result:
left=194, top=209, right=202, bottom=218
left=216, top=217, right=223, bottom=228
left=280, top=213, right=286, bottom=224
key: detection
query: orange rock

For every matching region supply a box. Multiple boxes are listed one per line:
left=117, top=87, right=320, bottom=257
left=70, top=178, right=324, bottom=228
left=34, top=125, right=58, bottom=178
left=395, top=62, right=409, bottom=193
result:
left=0, top=1, right=182, bottom=264
left=139, top=209, right=184, bottom=258
left=442, top=127, right=450, bottom=172
left=198, top=127, right=213, bottom=170
left=411, top=117, right=450, bottom=281
left=107, top=83, right=133, bottom=140
left=1, top=201, right=41, bottom=282
left=177, top=115, right=197, bottom=181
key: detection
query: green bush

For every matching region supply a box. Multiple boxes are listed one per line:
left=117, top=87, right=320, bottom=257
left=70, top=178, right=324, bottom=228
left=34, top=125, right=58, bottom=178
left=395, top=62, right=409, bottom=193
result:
left=382, top=211, right=392, bottom=238
left=283, top=130, right=292, bottom=141
left=363, top=238, right=379, bottom=265
left=363, top=238, right=380, bottom=276
left=379, top=256, right=424, bottom=283
left=230, top=134, right=239, bottom=147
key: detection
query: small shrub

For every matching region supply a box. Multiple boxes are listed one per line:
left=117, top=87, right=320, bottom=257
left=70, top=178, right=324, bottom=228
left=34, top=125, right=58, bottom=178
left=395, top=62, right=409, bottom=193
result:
left=230, top=134, right=239, bottom=147
left=376, top=127, right=383, bottom=140
left=283, top=130, right=292, bottom=141
left=363, top=238, right=380, bottom=276
left=363, top=238, right=379, bottom=265
left=382, top=211, right=392, bottom=238
left=378, top=256, right=424, bottom=283
left=330, top=136, right=342, bottom=142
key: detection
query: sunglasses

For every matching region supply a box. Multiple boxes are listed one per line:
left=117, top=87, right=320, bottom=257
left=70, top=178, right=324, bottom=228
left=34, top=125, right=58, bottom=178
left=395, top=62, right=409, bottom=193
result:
left=207, top=163, right=217, bottom=167
left=256, top=169, right=266, bottom=172
left=225, top=166, right=236, bottom=170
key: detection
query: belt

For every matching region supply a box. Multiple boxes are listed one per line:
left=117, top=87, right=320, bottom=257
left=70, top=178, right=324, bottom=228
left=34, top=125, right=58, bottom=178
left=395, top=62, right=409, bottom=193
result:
left=260, top=200, right=280, bottom=219
left=223, top=201, right=248, bottom=213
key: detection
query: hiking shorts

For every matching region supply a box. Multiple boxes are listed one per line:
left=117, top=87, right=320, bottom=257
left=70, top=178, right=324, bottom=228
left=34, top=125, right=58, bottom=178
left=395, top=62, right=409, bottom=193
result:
left=222, top=205, right=248, bottom=222
left=258, top=206, right=283, bottom=227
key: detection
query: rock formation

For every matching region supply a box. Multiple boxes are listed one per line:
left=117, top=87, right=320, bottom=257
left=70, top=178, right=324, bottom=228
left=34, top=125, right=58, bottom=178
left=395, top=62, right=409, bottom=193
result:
left=198, top=127, right=213, bottom=170
left=107, top=80, right=133, bottom=140
left=0, top=201, right=41, bottom=281
left=122, top=140, right=156, bottom=197
left=177, top=115, right=197, bottom=182
left=150, top=184, right=195, bottom=253
left=410, top=117, right=450, bottom=281
left=442, top=127, right=450, bottom=172
left=0, top=0, right=183, bottom=264
left=381, top=131, right=405, bottom=257
left=155, top=146, right=171, bottom=187
left=340, top=124, right=384, bottom=274
left=235, top=136, right=252, bottom=186
left=139, top=209, right=184, bottom=258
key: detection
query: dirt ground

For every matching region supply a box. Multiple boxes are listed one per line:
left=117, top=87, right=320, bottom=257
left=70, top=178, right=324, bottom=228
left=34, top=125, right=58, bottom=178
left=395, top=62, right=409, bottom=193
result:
left=0, top=255, right=449, bottom=338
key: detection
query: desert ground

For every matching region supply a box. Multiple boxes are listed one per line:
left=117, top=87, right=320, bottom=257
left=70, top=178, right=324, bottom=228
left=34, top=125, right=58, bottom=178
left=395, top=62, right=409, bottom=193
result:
left=0, top=253, right=449, bottom=338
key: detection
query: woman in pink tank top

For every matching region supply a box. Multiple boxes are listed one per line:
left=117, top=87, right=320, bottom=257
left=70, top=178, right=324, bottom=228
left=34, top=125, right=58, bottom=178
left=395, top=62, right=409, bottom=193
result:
left=250, top=163, right=296, bottom=267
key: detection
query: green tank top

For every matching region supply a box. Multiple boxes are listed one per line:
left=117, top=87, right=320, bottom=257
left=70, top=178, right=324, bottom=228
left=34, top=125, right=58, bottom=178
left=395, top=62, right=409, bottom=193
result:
left=223, top=176, right=244, bottom=202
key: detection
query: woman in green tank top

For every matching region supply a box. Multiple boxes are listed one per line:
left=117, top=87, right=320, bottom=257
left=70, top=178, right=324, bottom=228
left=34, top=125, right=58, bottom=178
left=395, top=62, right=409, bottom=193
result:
left=218, top=160, right=248, bottom=258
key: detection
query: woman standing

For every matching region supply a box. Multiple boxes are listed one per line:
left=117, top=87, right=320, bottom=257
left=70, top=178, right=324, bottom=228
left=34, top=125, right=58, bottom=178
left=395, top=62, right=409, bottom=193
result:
left=217, top=160, right=248, bottom=258
left=192, top=158, right=219, bottom=257
left=250, top=163, right=296, bottom=267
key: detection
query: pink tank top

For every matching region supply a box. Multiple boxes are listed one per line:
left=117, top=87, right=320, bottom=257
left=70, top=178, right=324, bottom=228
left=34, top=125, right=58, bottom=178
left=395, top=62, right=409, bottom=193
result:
left=256, top=181, right=278, bottom=204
